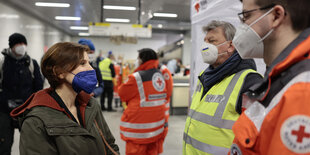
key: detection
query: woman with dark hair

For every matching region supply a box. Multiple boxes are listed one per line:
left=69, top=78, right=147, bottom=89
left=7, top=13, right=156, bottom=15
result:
left=119, top=48, right=167, bottom=155
left=11, top=42, right=119, bottom=155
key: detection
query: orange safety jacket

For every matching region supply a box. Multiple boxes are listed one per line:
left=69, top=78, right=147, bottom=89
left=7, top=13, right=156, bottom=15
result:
left=159, top=64, right=173, bottom=121
left=230, top=29, right=310, bottom=155
left=113, top=64, right=122, bottom=95
left=119, top=60, right=167, bottom=144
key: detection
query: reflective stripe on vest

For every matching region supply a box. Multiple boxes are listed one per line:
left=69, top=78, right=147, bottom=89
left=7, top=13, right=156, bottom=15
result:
left=183, top=132, right=230, bottom=155
left=120, top=118, right=165, bottom=129
left=165, top=103, right=170, bottom=108
left=184, top=69, right=256, bottom=154
left=121, top=127, right=164, bottom=139
left=99, top=58, right=112, bottom=80
left=133, top=72, right=165, bottom=107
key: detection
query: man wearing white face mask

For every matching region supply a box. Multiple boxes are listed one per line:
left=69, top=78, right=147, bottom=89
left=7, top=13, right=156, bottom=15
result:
left=0, top=33, right=43, bottom=155
left=183, top=20, right=262, bottom=155
left=230, top=0, right=310, bottom=154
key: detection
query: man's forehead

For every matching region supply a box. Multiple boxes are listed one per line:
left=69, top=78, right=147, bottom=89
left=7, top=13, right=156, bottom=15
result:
left=206, top=27, right=224, bottom=39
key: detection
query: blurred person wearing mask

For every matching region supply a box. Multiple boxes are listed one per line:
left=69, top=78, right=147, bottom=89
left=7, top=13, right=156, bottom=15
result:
left=183, top=20, right=262, bottom=154
left=10, top=42, right=119, bottom=155
left=78, top=39, right=104, bottom=98
left=99, top=51, right=116, bottom=112
left=230, top=0, right=310, bottom=154
left=119, top=48, right=167, bottom=155
left=0, top=33, right=43, bottom=155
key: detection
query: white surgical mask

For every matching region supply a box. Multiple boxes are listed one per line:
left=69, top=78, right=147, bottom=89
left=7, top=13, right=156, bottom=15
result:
left=233, top=8, right=274, bottom=59
left=88, top=53, right=96, bottom=62
left=201, top=41, right=228, bottom=64
left=14, top=45, right=27, bottom=56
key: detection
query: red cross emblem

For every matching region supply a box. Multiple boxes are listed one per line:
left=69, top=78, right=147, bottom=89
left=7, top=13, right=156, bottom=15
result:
left=156, top=78, right=163, bottom=86
left=195, top=3, right=200, bottom=12
left=291, top=125, right=310, bottom=143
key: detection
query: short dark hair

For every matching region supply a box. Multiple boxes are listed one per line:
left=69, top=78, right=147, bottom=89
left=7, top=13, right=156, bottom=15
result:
left=41, top=42, right=90, bottom=89
left=241, top=0, right=310, bottom=32
left=138, top=48, right=158, bottom=64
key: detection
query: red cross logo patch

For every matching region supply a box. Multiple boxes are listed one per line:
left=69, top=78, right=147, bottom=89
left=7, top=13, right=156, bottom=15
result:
left=281, top=115, right=310, bottom=153
left=152, top=72, right=165, bottom=92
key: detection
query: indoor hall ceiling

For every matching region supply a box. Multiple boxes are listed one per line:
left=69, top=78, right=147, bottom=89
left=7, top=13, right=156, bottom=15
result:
left=1, top=0, right=190, bottom=36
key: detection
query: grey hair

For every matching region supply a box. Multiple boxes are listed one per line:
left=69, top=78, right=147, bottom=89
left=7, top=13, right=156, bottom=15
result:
left=203, top=20, right=236, bottom=41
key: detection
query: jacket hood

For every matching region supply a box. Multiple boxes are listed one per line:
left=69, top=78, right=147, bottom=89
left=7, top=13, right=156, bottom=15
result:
left=1, top=48, right=29, bottom=60
left=10, top=88, right=92, bottom=119
left=134, top=59, right=159, bottom=72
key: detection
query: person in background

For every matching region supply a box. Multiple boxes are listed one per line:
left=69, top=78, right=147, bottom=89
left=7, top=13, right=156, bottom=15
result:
left=230, top=0, right=310, bottom=154
left=99, top=51, right=116, bottom=111
left=78, top=39, right=104, bottom=98
left=119, top=48, right=167, bottom=155
left=167, top=59, right=178, bottom=75
left=183, top=20, right=262, bottom=154
left=0, top=33, right=43, bottom=155
left=158, top=60, right=173, bottom=154
left=11, top=42, right=119, bottom=155
left=113, top=58, right=123, bottom=108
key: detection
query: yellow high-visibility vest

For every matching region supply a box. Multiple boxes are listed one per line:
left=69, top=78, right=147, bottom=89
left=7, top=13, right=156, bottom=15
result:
left=183, top=69, right=257, bottom=155
left=99, top=58, right=112, bottom=81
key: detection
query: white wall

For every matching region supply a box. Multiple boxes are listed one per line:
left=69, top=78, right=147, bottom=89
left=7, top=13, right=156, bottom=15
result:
left=0, top=2, right=71, bottom=62
left=72, top=33, right=173, bottom=61
left=183, top=31, right=191, bottom=66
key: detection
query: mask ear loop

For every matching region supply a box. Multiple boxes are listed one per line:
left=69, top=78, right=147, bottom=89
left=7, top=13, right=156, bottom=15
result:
left=249, top=7, right=275, bottom=27
left=259, top=29, right=274, bottom=42
left=217, top=41, right=231, bottom=56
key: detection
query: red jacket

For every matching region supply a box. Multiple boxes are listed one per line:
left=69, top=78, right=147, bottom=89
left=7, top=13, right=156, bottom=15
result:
left=231, top=30, right=310, bottom=154
left=159, top=64, right=173, bottom=120
left=119, top=60, right=167, bottom=144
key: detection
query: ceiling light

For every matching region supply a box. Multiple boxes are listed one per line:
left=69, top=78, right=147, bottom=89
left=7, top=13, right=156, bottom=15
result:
left=153, top=13, right=178, bottom=18
left=55, top=16, right=81, bottom=21
left=158, top=24, right=163, bottom=28
left=78, top=33, right=90, bottom=36
left=103, top=5, right=136, bottom=10
left=70, top=26, right=89, bottom=30
left=35, top=2, right=70, bottom=7
left=25, top=25, right=43, bottom=29
left=0, top=14, right=19, bottom=19
left=105, top=18, right=130, bottom=23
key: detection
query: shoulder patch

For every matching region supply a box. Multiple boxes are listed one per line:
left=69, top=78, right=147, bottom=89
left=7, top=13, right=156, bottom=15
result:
left=164, top=73, right=170, bottom=80
left=280, top=115, right=310, bottom=154
left=152, top=72, right=165, bottom=92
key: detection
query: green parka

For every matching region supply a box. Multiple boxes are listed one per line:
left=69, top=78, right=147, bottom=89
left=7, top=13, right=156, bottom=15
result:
left=11, top=88, right=119, bottom=155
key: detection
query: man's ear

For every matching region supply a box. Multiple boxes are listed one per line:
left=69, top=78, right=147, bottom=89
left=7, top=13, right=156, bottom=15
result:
left=227, top=41, right=235, bottom=54
left=271, top=5, right=286, bottom=28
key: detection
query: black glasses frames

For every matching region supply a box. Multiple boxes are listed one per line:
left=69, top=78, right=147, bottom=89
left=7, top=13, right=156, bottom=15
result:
left=238, top=4, right=276, bottom=23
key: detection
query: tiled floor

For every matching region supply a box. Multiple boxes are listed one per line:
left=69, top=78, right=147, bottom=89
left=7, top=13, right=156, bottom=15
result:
left=11, top=107, right=187, bottom=155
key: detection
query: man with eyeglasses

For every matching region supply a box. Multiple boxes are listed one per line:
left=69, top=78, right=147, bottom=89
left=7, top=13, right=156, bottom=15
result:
left=183, top=20, right=262, bottom=154
left=230, top=0, right=310, bottom=154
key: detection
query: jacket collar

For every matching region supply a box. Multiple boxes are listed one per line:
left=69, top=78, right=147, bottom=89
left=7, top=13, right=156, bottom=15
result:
left=266, top=28, right=310, bottom=78
left=134, top=60, right=159, bottom=72
left=10, top=88, right=92, bottom=125
left=1, top=48, right=28, bottom=60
